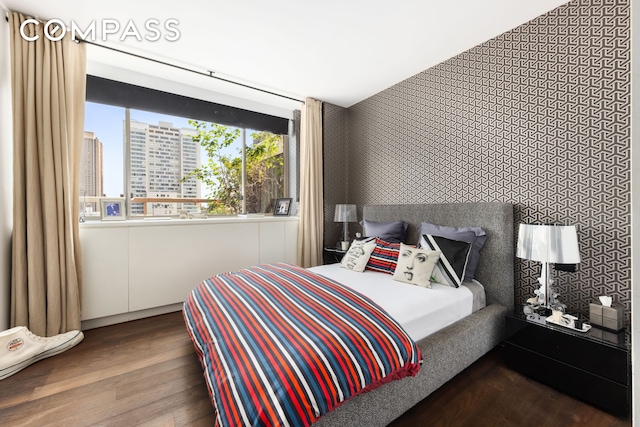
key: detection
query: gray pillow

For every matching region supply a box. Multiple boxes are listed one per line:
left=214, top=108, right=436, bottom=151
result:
left=417, top=222, right=487, bottom=282
left=360, top=220, right=408, bottom=243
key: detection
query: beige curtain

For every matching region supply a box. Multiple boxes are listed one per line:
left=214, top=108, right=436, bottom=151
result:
left=297, top=98, right=324, bottom=268
left=9, top=12, right=86, bottom=336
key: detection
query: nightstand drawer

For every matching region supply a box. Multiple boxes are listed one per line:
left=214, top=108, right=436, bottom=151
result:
left=505, top=343, right=629, bottom=416
left=506, top=320, right=628, bottom=384
left=505, top=310, right=630, bottom=417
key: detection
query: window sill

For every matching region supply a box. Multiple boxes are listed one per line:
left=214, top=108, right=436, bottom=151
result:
left=79, top=215, right=299, bottom=228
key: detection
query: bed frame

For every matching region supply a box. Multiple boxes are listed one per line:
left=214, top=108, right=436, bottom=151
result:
left=315, top=202, right=514, bottom=426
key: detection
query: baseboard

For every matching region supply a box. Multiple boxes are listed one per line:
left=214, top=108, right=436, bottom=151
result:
left=81, top=303, right=183, bottom=330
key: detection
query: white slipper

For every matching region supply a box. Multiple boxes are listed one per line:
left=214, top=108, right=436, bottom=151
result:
left=0, top=326, right=84, bottom=380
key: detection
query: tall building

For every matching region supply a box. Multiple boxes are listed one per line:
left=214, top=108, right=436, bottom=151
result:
left=80, top=131, right=103, bottom=214
left=128, top=121, right=200, bottom=215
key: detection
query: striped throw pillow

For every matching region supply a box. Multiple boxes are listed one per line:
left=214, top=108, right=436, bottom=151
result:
left=365, top=238, right=401, bottom=274
left=420, top=234, right=472, bottom=288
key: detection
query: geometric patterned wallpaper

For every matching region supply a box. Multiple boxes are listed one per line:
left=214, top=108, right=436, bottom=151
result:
left=323, top=0, right=631, bottom=321
left=323, top=104, right=349, bottom=247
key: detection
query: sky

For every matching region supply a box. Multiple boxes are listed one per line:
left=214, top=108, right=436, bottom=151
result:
left=84, top=102, right=126, bottom=197
left=84, top=102, right=249, bottom=197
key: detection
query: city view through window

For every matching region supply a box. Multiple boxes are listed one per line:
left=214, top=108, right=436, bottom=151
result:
left=80, top=102, right=285, bottom=219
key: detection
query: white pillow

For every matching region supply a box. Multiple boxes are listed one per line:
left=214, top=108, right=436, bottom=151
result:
left=392, top=243, right=441, bottom=288
left=340, top=239, right=376, bottom=272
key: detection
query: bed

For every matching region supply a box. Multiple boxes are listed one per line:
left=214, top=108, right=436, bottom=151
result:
left=184, top=202, right=514, bottom=426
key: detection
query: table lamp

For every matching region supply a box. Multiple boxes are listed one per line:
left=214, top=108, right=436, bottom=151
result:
left=334, top=204, right=357, bottom=250
left=516, top=223, right=580, bottom=309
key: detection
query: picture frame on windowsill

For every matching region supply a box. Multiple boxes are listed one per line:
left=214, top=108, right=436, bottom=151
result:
left=273, top=197, right=292, bottom=216
left=100, top=198, right=126, bottom=221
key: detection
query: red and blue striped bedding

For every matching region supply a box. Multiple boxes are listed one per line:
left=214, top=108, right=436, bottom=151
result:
left=183, top=262, right=422, bottom=427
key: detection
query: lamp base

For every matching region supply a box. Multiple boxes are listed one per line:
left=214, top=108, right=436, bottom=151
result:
left=341, top=221, right=350, bottom=243
left=523, top=302, right=551, bottom=317
left=537, top=306, right=552, bottom=317
left=531, top=261, right=563, bottom=311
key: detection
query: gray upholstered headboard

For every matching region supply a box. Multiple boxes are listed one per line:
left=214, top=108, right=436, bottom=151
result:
left=363, top=203, right=514, bottom=310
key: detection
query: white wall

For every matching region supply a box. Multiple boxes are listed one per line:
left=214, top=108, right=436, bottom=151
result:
left=0, top=14, right=14, bottom=330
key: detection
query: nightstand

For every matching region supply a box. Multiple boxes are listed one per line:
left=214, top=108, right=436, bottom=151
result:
left=323, top=247, right=347, bottom=264
left=504, top=309, right=630, bottom=416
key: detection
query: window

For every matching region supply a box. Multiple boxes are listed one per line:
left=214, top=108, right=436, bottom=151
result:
left=81, top=97, right=289, bottom=219
left=81, top=103, right=124, bottom=218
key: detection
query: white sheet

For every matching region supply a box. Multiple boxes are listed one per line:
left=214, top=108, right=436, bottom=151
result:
left=308, top=263, right=476, bottom=341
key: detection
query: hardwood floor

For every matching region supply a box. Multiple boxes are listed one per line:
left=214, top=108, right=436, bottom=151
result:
left=0, top=312, right=631, bottom=426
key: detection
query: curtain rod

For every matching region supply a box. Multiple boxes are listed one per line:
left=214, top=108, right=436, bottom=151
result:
left=79, top=39, right=304, bottom=104
left=3, top=13, right=303, bottom=104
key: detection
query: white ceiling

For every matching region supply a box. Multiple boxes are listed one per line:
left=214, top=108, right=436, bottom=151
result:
left=2, top=0, right=570, bottom=114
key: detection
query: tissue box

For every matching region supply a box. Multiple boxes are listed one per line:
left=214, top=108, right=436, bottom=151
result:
left=589, top=303, right=625, bottom=331
left=589, top=326, right=625, bottom=345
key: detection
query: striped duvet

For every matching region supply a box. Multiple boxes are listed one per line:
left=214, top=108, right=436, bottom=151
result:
left=183, top=263, right=422, bottom=427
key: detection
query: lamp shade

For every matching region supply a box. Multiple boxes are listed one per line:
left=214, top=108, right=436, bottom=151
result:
left=334, top=204, right=357, bottom=223
left=516, top=224, right=580, bottom=264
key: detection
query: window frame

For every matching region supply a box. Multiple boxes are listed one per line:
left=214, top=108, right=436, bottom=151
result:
left=83, top=76, right=291, bottom=220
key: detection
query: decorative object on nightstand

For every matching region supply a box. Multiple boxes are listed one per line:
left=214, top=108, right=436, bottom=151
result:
left=516, top=224, right=580, bottom=310
left=334, top=204, right=357, bottom=250
left=590, top=296, right=625, bottom=332
left=545, top=311, right=591, bottom=333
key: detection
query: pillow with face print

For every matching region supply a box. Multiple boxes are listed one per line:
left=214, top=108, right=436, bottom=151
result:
left=392, top=243, right=441, bottom=288
left=340, top=239, right=376, bottom=272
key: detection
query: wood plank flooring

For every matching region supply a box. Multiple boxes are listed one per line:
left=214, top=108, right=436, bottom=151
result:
left=0, top=311, right=631, bottom=426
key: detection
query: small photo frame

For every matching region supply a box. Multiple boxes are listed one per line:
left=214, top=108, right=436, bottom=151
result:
left=273, top=197, right=292, bottom=216
left=100, top=198, right=126, bottom=221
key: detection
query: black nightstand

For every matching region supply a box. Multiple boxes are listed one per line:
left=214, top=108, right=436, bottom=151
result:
left=504, top=309, right=630, bottom=416
left=323, top=247, right=347, bottom=264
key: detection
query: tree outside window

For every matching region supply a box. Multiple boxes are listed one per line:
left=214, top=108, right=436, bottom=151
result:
left=182, top=120, right=284, bottom=215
